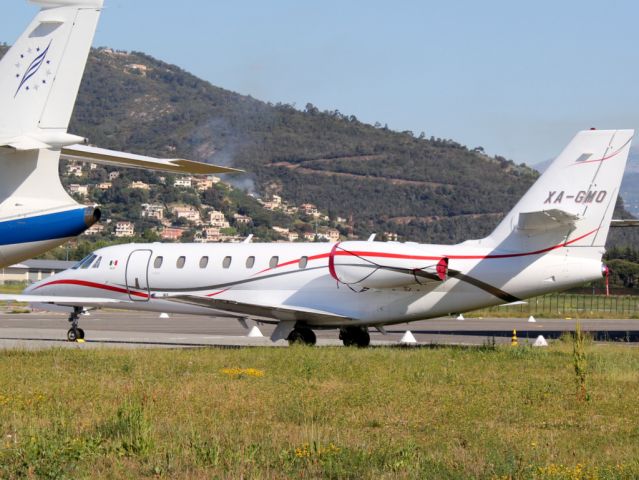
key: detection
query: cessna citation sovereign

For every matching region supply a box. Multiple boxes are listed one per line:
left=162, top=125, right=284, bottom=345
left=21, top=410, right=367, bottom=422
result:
left=2, top=129, right=633, bottom=346
left=0, top=0, right=238, bottom=268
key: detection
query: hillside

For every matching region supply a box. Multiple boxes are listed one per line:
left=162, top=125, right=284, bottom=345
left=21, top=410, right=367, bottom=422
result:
left=68, top=47, right=540, bottom=243
left=0, top=44, right=636, bottom=247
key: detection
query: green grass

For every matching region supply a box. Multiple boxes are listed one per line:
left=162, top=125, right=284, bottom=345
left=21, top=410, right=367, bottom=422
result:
left=1, top=345, right=638, bottom=479
left=469, top=293, right=639, bottom=319
left=0, top=282, right=27, bottom=294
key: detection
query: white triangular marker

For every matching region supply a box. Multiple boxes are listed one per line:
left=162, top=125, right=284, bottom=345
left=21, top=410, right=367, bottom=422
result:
left=456, top=314, right=464, bottom=321
left=248, top=326, right=264, bottom=338
left=528, top=315, right=536, bottom=323
left=400, top=330, right=417, bottom=344
left=533, top=335, right=548, bottom=347
left=159, top=313, right=170, bottom=319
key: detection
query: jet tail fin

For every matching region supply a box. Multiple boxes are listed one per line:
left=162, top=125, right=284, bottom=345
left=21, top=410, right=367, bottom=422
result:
left=487, top=129, right=634, bottom=252
left=0, top=0, right=103, bottom=138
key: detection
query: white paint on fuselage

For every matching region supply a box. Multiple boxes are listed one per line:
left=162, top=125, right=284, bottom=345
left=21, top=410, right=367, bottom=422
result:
left=26, top=240, right=604, bottom=328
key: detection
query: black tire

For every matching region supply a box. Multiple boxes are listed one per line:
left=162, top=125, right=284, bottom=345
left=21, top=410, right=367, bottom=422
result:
left=354, top=329, right=370, bottom=348
left=77, top=328, right=85, bottom=340
left=67, top=328, right=78, bottom=342
left=288, top=327, right=316, bottom=346
left=287, top=329, right=305, bottom=345
left=340, top=327, right=370, bottom=347
left=299, top=327, right=317, bottom=346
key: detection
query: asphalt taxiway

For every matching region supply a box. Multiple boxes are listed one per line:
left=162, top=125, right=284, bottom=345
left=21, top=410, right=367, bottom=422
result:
left=0, top=311, right=638, bottom=349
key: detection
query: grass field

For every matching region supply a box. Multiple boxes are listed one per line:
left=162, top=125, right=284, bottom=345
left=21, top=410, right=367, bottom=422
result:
left=1, top=343, right=638, bottom=479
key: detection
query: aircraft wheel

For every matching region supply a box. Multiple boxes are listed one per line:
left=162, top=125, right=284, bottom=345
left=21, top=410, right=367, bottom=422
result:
left=67, top=328, right=79, bottom=342
left=287, top=327, right=316, bottom=346
left=339, top=327, right=370, bottom=347
left=300, top=327, right=316, bottom=345
left=77, top=328, right=85, bottom=340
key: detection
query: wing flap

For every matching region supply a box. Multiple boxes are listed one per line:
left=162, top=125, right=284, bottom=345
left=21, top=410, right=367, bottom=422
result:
left=60, top=144, right=243, bottom=175
left=167, top=295, right=352, bottom=324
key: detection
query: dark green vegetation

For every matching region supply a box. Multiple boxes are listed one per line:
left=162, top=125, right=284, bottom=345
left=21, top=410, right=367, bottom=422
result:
left=70, top=48, right=541, bottom=243
left=0, top=43, right=637, bottom=250
left=0, top=345, right=638, bottom=479
left=0, top=44, right=538, bottom=243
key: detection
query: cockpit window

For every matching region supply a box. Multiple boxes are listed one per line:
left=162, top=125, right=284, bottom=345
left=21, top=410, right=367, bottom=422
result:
left=81, top=254, right=97, bottom=269
left=73, top=254, right=97, bottom=270
left=92, top=256, right=102, bottom=269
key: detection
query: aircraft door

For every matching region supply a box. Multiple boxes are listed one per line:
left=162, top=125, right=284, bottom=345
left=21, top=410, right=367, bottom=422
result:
left=125, top=249, right=152, bottom=301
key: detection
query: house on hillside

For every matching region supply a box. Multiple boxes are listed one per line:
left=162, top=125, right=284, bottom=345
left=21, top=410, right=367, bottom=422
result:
left=173, top=177, right=192, bottom=188
left=66, top=163, right=83, bottom=177
left=171, top=205, right=201, bottom=224
left=160, top=227, right=185, bottom=241
left=233, top=213, right=252, bottom=225
left=141, top=203, right=164, bottom=220
left=300, top=203, right=320, bottom=218
left=130, top=181, right=150, bottom=190
left=114, top=221, right=135, bottom=238
left=68, top=184, right=88, bottom=197
left=208, top=210, right=230, bottom=228
left=84, top=223, right=105, bottom=236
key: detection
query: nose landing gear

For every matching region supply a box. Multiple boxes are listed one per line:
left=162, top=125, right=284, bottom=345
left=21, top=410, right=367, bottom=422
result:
left=67, top=306, right=85, bottom=342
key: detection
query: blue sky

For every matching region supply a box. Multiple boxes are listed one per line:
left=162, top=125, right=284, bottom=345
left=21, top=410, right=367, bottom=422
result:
left=2, top=1, right=638, bottom=165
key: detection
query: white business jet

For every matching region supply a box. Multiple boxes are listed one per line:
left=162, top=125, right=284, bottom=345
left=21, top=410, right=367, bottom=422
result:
left=0, top=0, right=239, bottom=268
left=2, top=129, right=633, bottom=346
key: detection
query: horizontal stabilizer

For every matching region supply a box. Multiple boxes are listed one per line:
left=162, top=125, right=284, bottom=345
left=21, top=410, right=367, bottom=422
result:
left=0, top=294, right=120, bottom=307
left=0, top=132, right=86, bottom=150
left=517, top=209, right=579, bottom=233
left=610, top=219, right=639, bottom=228
left=60, top=144, right=243, bottom=175
left=167, top=295, right=352, bottom=324
left=0, top=136, right=50, bottom=150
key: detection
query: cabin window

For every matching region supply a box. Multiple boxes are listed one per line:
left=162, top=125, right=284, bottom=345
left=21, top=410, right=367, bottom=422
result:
left=299, top=256, right=308, bottom=269
left=223, top=256, right=232, bottom=269
left=176, top=256, right=186, bottom=269
left=92, top=257, right=102, bottom=269
left=154, top=256, right=163, bottom=269
left=246, top=256, right=255, bottom=268
left=269, top=256, right=279, bottom=269
left=199, top=256, right=209, bottom=269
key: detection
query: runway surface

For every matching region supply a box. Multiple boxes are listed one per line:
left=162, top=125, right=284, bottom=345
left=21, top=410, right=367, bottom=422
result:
left=0, top=310, right=638, bottom=349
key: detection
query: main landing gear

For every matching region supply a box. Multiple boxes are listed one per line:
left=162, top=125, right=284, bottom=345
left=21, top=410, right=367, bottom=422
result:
left=287, top=325, right=317, bottom=346
left=67, top=306, right=85, bottom=342
left=339, top=326, right=370, bottom=347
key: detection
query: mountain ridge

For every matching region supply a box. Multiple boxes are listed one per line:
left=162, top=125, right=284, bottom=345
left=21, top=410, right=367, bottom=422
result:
left=0, top=44, right=636, bottom=247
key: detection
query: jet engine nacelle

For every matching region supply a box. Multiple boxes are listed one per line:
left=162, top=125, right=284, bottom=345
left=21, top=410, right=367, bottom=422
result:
left=328, top=241, right=448, bottom=289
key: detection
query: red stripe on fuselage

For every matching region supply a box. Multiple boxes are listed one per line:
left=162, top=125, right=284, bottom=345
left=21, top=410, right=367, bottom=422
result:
left=32, top=229, right=599, bottom=297
left=33, top=279, right=149, bottom=298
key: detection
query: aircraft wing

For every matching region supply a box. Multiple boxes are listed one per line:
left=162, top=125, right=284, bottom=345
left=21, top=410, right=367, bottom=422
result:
left=166, top=295, right=353, bottom=325
left=0, top=294, right=121, bottom=308
left=60, top=144, right=243, bottom=175
left=610, top=219, right=639, bottom=228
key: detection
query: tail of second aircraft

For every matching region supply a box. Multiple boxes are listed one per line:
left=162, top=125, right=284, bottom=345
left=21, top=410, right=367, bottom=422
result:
left=484, top=129, right=634, bottom=256
left=0, top=0, right=103, bottom=147
left=0, top=1, right=103, bottom=267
